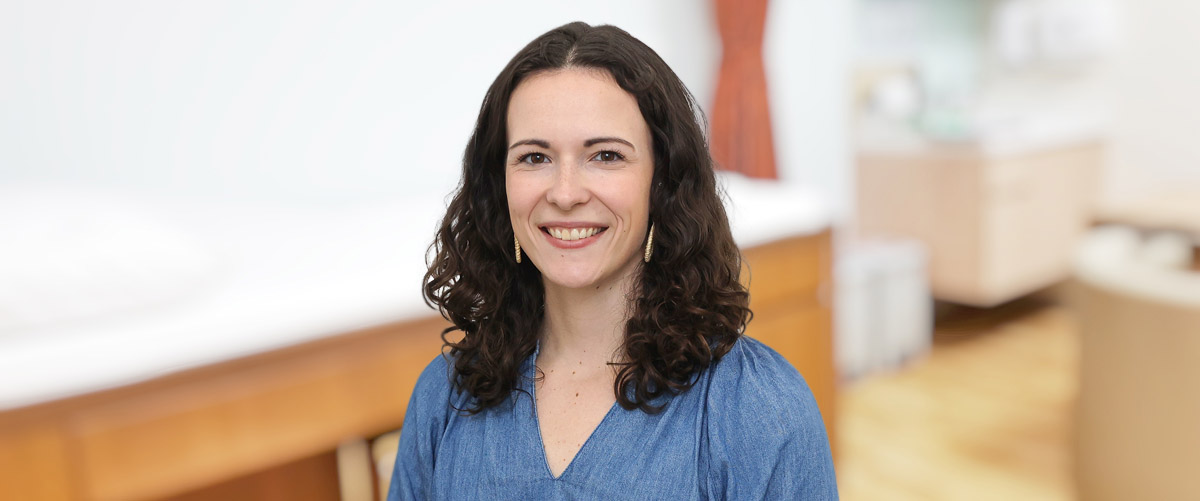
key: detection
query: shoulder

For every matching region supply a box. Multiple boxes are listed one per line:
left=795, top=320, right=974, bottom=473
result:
left=706, top=336, right=824, bottom=431
left=700, top=336, right=838, bottom=497
left=405, top=352, right=461, bottom=423
left=389, top=353, right=460, bottom=500
left=412, top=352, right=453, bottom=398
left=395, top=353, right=464, bottom=457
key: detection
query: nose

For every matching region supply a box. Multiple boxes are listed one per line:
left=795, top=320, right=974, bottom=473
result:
left=545, top=161, right=590, bottom=210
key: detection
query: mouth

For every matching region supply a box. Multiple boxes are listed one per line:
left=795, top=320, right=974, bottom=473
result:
left=539, top=225, right=608, bottom=242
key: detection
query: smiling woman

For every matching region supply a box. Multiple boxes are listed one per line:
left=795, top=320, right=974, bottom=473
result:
left=506, top=68, right=653, bottom=293
left=390, top=22, right=837, bottom=499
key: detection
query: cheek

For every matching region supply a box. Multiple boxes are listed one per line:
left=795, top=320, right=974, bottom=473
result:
left=623, top=191, right=649, bottom=218
left=625, top=175, right=653, bottom=217
left=505, top=176, right=536, bottom=219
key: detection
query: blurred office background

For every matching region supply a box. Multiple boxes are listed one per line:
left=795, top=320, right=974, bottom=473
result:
left=2, top=0, right=1198, bottom=499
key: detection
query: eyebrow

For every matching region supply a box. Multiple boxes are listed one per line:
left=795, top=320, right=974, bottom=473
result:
left=584, top=137, right=635, bottom=150
left=508, top=137, right=636, bottom=151
left=508, top=139, right=549, bottom=150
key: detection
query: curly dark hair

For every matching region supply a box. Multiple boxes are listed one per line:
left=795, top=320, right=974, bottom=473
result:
left=423, top=21, right=750, bottom=414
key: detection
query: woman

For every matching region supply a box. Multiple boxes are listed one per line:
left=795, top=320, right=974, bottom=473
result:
left=389, top=21, right=837, bottom=499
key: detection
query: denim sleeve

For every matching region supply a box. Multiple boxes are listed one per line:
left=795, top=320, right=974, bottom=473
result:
left=387, top=354, right=453, bottom=501
left=703, top=338, right=839, bottom=500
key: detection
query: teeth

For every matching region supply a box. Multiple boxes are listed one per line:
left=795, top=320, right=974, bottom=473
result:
left=547, top=227, right=601, bottom=241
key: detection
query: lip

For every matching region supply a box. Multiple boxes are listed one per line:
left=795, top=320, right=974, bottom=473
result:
left=538, top=221, right=609, bottom=249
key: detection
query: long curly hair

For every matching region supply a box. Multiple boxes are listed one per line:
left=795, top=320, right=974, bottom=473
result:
left=423, top=21, right=750, bottom=414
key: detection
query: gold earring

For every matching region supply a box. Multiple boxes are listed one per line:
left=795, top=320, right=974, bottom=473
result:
left=644, top=223, right=654, bottom=263
left=515, top=235, right=522, bottom=263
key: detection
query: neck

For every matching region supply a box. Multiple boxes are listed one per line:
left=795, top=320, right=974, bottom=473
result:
left=538, top=272, right=637, bottom=373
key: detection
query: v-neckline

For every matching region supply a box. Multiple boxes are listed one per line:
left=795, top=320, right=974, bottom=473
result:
left=528, top=343, right=621, bottom=480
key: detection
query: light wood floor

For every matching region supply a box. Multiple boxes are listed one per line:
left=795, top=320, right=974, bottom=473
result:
left=835, top=296, right=1079, bottom=500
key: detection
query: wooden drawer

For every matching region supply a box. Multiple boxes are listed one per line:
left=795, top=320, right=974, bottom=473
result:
left=741, top=232, right=832, bottom=309
left=0, top=422, right=74, bottom=500
left=67, top=320, right=446, bottom=500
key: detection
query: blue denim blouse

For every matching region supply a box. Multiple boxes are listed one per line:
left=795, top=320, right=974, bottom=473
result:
left=387, top=336, right=838, bottom=500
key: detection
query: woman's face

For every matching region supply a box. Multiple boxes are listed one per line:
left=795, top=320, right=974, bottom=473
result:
left=505, top=68, right=654, bottom=292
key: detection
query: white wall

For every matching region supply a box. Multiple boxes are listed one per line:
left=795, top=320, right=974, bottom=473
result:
left=1104, top=0, right=1200, bottom=203
left=767, top=0, right=855, bottom=221
left=0, top=0, right=852, bottom=213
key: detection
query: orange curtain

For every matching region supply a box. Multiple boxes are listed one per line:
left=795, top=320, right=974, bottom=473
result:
left=710, top=0, right=778, bottom=179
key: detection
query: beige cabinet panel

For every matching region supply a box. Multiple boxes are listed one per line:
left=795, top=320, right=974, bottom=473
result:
left=858, top=143, right=1101, bottom=306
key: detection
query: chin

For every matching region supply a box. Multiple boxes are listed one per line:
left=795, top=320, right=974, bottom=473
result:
left=542, top=273, right=604, bottom=290
left=534, top=255, right=642, bottom=291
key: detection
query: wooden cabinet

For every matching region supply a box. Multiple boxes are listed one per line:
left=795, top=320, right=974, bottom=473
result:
left=0, top=316, right=450, bottom=501
left=857, top=143, right=1101, bottom=306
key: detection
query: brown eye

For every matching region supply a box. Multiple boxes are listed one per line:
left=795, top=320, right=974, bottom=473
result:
left=595, top=150, right=624, bottom=162
left=520, top=152, right=549, bottom=164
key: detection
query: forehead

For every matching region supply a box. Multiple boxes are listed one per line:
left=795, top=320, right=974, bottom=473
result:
left=506, top=68, right=649, bottom=146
